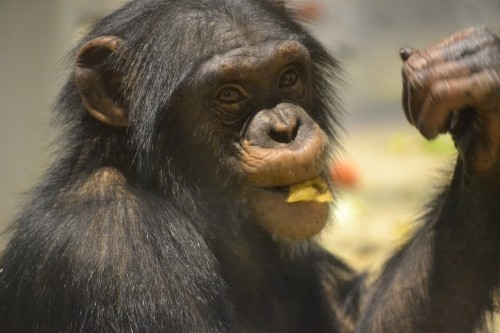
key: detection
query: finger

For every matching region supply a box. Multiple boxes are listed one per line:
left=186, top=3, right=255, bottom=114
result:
left=400, top=46, right=419, bottom=123
left=402, top=73, right=411, bottom=124
left=407, top=26, right=496, bottom=70
left=401, top=65, right=413, bottom=124
left=405, top=51, right=487, bottom=121
left=404, top=45, right=498, bottom=127
left=416, top=69, right=500, bottom=139
left=409, top=57, right=476, bottom=89
left=424, top=26, right=485, bottom=54
left=403, top=61, right=427, bottom=125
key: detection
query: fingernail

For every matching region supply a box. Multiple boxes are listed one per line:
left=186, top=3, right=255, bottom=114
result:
left=400, top=47, right=414, bottom=61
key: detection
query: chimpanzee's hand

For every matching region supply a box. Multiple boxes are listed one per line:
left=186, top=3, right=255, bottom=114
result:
left=401, top=26, right=500, bottom=175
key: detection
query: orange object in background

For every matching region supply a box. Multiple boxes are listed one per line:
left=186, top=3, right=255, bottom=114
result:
left=330, top=160, right=359, bottom=188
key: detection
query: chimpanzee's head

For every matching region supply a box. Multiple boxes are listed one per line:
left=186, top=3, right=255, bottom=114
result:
left=68, top=0, right=341, bottom=241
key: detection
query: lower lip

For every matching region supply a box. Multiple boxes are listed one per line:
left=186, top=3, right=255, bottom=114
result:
left=248, top=186, right=331, bottom=240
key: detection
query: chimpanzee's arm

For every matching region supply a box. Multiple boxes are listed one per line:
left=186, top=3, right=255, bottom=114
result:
left=355, top=26, right=500, bottom=333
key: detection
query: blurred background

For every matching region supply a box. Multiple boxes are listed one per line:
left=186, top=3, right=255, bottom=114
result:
left=0, top=0, right=499, bottom=325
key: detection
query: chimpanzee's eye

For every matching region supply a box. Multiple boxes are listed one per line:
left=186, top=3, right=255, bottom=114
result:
left=278, top=68, right=298, bottom=88
left=216, top=86, right=247, bottom=104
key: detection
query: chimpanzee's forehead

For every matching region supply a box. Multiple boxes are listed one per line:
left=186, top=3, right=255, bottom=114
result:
left=167, top=0, right=303, bottom=54
left=169, top=7, right=306, bottom=81
left=214, top=24, right=303, bottom=54
left=194, top=39, right=311, bottom=83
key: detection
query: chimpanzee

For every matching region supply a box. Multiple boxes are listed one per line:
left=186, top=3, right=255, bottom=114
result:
left=0, top=0, right=499, bottom=332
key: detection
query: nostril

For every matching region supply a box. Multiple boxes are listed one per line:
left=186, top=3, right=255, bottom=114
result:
left=269, top=130, right=292, bottom=144
left=269, top=119, right=300, bottom=144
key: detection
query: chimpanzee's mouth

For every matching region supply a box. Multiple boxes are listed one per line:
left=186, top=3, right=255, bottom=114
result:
left=248, top=176, right=332, bottom=241
left=268, top=186, right=290, bottom=193
left=260, top=176, right=333, bottom=204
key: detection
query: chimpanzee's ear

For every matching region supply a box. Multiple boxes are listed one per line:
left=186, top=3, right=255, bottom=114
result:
left=75, top=36, right=129, bottom=127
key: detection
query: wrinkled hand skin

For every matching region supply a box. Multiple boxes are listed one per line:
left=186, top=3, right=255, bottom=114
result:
left=401, top=26, right=500, bottom=175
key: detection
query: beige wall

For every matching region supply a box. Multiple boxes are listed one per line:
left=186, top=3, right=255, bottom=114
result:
left=0, top=0, right=74, bottom=229
left=0, top=0, right=124, bottom=236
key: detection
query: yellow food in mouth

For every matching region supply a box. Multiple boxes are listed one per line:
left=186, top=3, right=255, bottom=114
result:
left=286, top=177, right=333, bottom=203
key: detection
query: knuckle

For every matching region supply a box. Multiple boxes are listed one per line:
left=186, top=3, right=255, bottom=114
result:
left=475, top=26, right=498, bottom=45
left=484, top=47, right=499, bottom=66
left=470, top=25, right=492, bottom=40
left=472, top=25, right=488, bottom=34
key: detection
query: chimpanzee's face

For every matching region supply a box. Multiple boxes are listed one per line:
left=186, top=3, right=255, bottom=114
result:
left=74, top=35, right=333, bottom=241
left=179, top=40, right=332, bottom=240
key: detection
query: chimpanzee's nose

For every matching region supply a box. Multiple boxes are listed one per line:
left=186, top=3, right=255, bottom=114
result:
left=268, top=107, right=299, bottom=144
left=244, top=103, right=306, bottom=148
